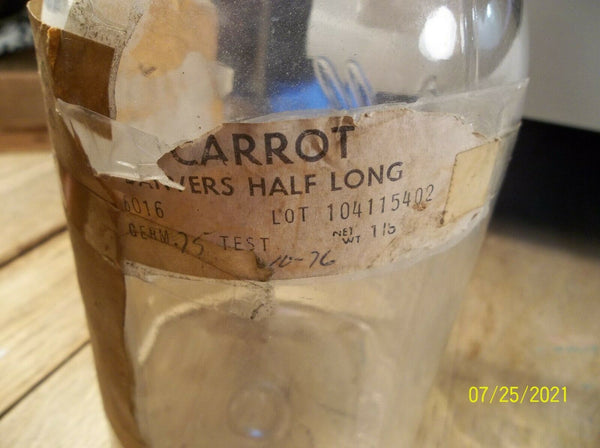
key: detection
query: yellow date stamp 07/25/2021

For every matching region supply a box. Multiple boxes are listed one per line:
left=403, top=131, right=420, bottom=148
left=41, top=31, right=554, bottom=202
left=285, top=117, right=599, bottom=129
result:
left=468, top=386, right=567, bottom=404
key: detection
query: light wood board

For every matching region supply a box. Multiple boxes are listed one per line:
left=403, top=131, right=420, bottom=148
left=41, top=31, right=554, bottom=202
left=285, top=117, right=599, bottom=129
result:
left=0, top=346, right=112, bottom=448
left=0, top=70, right=46, bottom=131
left=0, top=151, right=65, bottom=265
left=0, top=232, right=88, bottom=415
left=0, top=130, right=51, bottom=152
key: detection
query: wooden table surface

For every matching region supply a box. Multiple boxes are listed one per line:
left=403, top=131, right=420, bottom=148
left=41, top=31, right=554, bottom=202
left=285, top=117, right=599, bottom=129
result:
left=0, top=147, right=599, bottom=448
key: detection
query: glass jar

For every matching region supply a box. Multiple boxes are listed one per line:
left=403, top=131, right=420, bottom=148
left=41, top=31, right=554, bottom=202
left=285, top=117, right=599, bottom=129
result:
left=32, top=1, right=527, bottom=447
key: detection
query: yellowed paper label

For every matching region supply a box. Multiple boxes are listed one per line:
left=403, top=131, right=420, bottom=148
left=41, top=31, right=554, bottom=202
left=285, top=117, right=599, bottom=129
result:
left=443, top=140, right=501, bottom=224
left=102, top=106, right=502, bottom=280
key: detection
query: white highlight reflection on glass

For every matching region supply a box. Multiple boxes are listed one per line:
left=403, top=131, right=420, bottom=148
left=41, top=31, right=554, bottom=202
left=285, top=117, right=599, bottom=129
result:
left=419, top=6, right=457, bottom=61
left=478, top=0, right=505, bottom=51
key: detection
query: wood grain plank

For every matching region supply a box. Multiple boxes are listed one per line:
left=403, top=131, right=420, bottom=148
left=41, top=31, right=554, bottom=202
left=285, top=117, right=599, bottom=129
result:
left=0, top=151, right=65, bottom=265
left=0, top=130, right=51, bottom=152
left=0, top=346, right=112, bottom=448
left=0, top=70, right=46, bottom=131
left=0, top=232, right=89, bottom=414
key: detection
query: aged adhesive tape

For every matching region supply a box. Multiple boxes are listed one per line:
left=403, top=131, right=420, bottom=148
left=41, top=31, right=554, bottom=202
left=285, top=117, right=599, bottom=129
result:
left=55, top=99, right=506, bottom=280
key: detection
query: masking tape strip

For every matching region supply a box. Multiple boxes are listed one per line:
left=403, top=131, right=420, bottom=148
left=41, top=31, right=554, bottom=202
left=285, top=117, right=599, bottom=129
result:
left=443, top=140, right=501, bottom=224
left=56, top=98, right=513, bottom=281
left=62, top=169, right=272, bottom=281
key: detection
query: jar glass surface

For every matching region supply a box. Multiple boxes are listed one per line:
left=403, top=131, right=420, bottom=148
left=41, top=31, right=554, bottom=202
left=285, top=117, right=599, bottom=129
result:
left=34, top=1, right=528, bottom=448
left=42, top=0, right=527, bottom=119
left=212, top=0, right=527, bottom=119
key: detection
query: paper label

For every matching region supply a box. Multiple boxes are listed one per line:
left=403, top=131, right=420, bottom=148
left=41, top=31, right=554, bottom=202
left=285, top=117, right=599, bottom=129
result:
left=101, top=106, right=502, bottom=280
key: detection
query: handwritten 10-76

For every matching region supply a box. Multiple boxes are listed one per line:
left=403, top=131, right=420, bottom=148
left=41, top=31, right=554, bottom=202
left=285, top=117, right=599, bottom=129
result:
left=269, top=250, right=335, bottom=269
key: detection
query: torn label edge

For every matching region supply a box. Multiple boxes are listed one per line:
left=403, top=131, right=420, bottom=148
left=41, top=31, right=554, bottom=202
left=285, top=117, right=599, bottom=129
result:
left=56, top=98, right=185, bottom=190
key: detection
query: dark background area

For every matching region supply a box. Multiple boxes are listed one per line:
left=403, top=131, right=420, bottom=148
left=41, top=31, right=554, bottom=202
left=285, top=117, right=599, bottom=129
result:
left=495, top=120, right=600, bottom=242
left=0, top=0, right=27, bottom=18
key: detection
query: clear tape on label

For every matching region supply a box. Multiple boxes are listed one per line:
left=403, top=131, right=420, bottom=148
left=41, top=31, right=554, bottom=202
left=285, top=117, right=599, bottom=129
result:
left=57, top=99, right=183, bottom=190
left=57, top=95, right=520, bottom=280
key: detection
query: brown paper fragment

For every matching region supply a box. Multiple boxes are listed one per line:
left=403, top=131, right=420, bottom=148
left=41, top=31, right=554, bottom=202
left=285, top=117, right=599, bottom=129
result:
left=128, top=0, right=217, bottom=72
left=114, top=0, right=223, bottom=145
left=28, top=2, right=145, bottom=446
left=62, top=165, right=272, bottom=281
left=28, top=2, right=115, bottom=203
left=46, top=27, right=60, bottom=72
left=443, top=140, right=500, bottom=224
left=47, top=27, right=114, bottom=117
left=67, top=223, right=145, bottom=448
